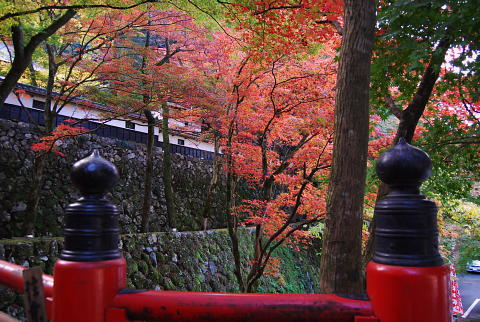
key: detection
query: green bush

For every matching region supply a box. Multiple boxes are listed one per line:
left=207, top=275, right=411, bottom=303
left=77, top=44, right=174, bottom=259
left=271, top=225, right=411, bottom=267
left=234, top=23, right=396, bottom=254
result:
left=457, top=235, right=480, bottom=273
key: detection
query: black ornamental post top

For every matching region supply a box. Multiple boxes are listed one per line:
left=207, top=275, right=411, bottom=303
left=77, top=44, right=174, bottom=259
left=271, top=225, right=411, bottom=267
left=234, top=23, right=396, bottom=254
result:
left=373, top=138, right=443, bottom=267
left=376, top=137, right=432, bottom=194
left=70, top=149, right=119, bottom=196
left=60, top=150, right=122, bottom=262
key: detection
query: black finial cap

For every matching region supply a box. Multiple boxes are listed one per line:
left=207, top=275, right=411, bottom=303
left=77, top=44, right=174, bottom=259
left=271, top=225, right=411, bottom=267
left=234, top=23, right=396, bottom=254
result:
left=373, top=139, right=443, bottom=267
left=61, top=150, right=121, bottom=262
left=376, top=138, right=432, bottom=189
left=70, top=150, right=119, bottom=196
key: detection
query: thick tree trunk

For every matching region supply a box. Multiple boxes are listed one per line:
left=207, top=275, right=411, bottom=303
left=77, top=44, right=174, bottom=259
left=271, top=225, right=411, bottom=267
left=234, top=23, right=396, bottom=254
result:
left=23, top=154, right=47, bottom=236
left=200, top=133, right=220, bottom=227
left=225, top=152, right=244, bottom=292
left=141, top=110, right=156, bottom=232
left=22, top=47, right=58, bottom=236
left=139, top=27, right=155, bottom=232
left=0, top=10, right=76, bottom=106
left=0, top=26, right=28, bottom=106
left=28, top=63, right=38, bottom=87
left=319, top=0, right=375, bottom=296
left=0, top=57, right=28, bottom=106
left=162, top=103, right=176, bottom=228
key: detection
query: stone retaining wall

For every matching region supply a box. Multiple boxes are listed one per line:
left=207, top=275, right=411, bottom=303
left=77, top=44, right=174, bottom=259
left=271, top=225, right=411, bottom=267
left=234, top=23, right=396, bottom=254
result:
left=0, top=118, right=229, bottom=237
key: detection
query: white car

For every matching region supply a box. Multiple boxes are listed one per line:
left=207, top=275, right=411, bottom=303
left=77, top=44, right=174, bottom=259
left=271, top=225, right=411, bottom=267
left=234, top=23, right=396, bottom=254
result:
left=467, top=260, right=480, bottom=273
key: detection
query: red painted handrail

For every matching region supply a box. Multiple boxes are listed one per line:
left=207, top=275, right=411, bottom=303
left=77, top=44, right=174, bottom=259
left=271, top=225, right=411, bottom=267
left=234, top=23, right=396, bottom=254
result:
left=0, top=260, right=53, bottom=297
left=112, top=291, right=374, bottom=321
left=1, top=258, right=374, bottom=321
left=0, top=259, right=55, bottom=319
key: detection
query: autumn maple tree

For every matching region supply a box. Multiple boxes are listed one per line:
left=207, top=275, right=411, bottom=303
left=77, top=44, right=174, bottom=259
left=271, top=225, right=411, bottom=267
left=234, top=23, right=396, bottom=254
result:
left=0, top=1, right=201, bottom=235
left=214, top=0, right=374, bottom=295
left=193, top=0, right=347, bottom=291
left=1, top=1, right=226, bottom=235
left=82, top=8, right=219, bottom=231
left=216, top=41, right=337, bottom=293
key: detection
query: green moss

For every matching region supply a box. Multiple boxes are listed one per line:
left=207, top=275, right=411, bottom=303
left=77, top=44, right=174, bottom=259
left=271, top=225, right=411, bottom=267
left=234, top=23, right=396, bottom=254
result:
left=128, top=263, right=138, bottom=273
left=162, top=277, right=176, bottom=290
left=0, top=227, right=320, bottom=303
left=192, top=283, right=203, bottom=292
left=171, top=274, right=185, bottom=289
left=0, top=236, right=63, bottom=245
left=138, top=260, right=149, bottom=274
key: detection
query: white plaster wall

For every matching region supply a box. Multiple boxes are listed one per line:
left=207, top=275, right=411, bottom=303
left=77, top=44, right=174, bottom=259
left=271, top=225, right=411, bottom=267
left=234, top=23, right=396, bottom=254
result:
left=5, top=91, right=215, bottom=152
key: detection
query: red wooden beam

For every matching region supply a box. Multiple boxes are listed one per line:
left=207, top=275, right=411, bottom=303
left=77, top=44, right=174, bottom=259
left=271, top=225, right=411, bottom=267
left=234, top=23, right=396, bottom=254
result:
left=0, top=259, right=53, bottom=297
left=0, top=259, right=55, bottom=319
left=113, top=291, right=374, bottom=321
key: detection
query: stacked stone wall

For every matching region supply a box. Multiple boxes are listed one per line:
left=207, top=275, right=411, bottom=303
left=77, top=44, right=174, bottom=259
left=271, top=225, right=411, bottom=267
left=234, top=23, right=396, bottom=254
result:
left=0, top=118, right=227, bottom=237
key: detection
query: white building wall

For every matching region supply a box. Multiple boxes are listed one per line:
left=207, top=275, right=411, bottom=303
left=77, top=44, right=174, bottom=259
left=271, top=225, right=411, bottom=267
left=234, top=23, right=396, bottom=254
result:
left=5, top=91, right=215, bottom=153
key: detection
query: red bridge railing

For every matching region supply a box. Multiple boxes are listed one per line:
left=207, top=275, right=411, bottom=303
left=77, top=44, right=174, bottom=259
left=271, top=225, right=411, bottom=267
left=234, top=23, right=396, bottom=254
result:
left=0, top=141, right=451, bottom=321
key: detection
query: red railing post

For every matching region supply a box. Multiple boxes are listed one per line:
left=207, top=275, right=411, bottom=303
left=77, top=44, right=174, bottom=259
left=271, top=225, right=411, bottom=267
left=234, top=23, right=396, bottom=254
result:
left=52, top=151, right=127, bottom=322
left=366, top=139, right=450, bottom=322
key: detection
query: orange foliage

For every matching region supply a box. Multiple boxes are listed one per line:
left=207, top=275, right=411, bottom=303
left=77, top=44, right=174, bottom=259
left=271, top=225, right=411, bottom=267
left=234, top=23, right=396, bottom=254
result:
left=31, top=122, right=89, bottom=157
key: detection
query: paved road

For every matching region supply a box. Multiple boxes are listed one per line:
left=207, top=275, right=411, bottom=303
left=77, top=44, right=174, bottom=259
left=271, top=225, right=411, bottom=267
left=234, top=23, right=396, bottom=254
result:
left=459, top=273, right=480, bottom=320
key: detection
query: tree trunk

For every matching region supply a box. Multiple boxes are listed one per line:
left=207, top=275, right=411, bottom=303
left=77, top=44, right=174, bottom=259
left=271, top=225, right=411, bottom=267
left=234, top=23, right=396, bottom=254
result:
left=141, top=110, right=156, bottom=232
left=319, top=0, right=375, bottom=296
left=23, top=154, right=47, bottom=236
left=225, top=151, right=244, bottom=292
left=223, top=116, right=245, bottom=292
left=22, top=46, right=58, bottom=236
left=44, top=45, right=57, bottom=133
left=162, top=103, right=176, bottom=228
left=139, top=27, right=155, bottom=232
left=200, top=133, right=220, bottom=226
left=28, top=63, right=38, bottom=87
left=0, top=37, right=28, bottom=106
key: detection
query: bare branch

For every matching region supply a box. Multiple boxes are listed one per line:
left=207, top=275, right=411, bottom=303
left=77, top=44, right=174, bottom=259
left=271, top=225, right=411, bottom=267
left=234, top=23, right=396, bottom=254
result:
left=0, top=1, right=157, bottom=23
left=181, top=0, right=243, bottom=44
left=384, top=92, right=402, bottom=119
left=254, top=4, right=303, bottom=16
left=316, top=20, right=343, bottom=35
